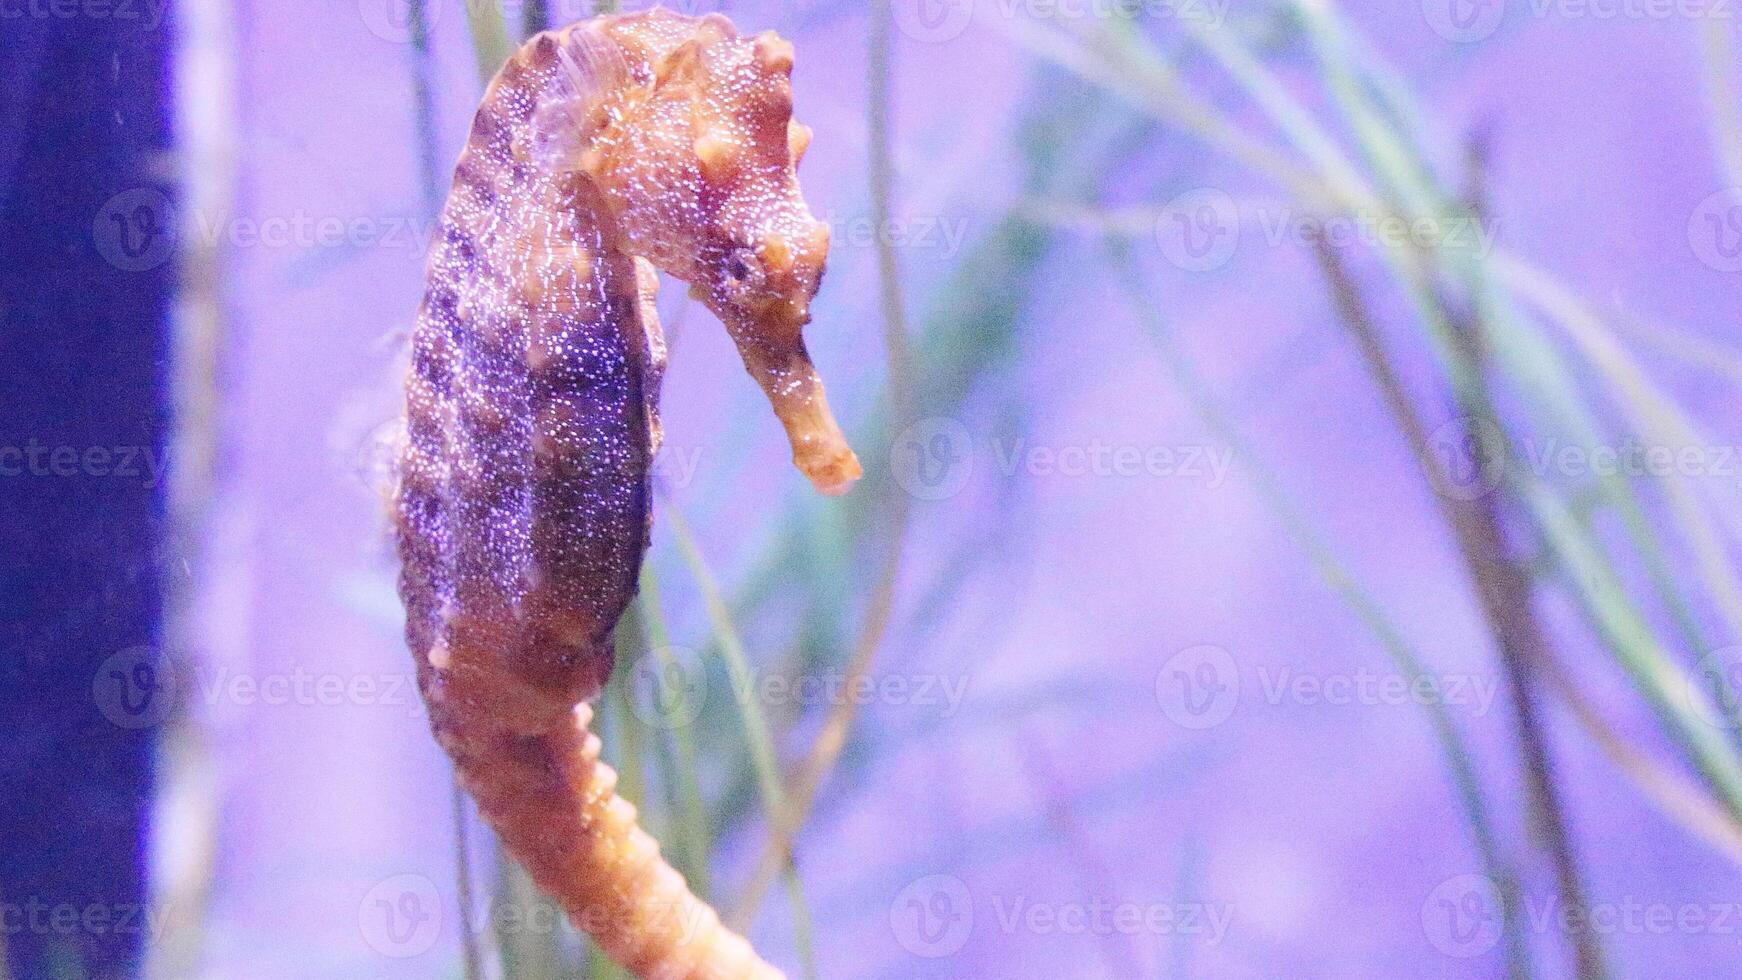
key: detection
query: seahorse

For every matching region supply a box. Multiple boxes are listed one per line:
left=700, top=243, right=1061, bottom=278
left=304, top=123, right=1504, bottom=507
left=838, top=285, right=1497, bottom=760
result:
left=393, top=10, right=860, bottom=977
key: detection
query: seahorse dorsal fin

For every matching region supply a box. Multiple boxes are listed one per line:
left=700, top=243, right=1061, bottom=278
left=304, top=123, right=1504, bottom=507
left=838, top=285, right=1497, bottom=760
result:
left=557, top=24, right=631, bottom=101
left=529, top=26, right=629, bottom=172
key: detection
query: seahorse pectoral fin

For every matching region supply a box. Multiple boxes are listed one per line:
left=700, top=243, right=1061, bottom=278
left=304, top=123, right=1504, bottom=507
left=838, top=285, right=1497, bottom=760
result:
left=631, top=257, right=668, bottom=457
left=727, top=322, right=861, bottom=496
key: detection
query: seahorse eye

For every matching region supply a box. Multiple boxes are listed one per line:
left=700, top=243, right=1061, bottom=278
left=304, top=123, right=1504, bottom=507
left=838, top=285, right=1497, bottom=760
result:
left=722, top=246, right=764, bottom=292
left=725, top=252, right=751, bottom=281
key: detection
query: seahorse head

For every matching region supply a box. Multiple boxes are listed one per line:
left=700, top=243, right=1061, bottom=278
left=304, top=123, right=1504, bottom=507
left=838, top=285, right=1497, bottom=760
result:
left=533, top=11, right=860, bottom=494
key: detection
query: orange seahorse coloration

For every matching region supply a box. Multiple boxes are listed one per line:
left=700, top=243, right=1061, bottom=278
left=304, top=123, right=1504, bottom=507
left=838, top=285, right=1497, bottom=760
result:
left=394, top=9, right=859, bottom=977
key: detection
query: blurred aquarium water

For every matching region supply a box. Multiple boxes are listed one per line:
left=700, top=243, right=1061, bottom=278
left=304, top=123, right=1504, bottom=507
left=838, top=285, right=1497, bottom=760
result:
left=4, top=0, right=1742, bottom=978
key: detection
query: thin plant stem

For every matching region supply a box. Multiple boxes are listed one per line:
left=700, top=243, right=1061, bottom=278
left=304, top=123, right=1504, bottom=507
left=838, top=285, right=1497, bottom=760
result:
left=1495, top=255, right=1742, bottom=657
left=729, top=0, right=918, bottom=932
left=1143, top=0, right=1742, bottom=858
left=1019, top=730, right=1146, bottom=980
left=523, top=0, right=549, bottom=37
left=467, top=2, right=513, bottom=87
left=1173, top=9, right=1376, bottom=206
left=452, top=784, right=483, bottom=980
left=1288, top=0, right=1732, bottom=695
left=407, top=0, right=443, bottom=225
left=663, top=508, right=787, bottom=832
left=1107, top=240, right=1536, bottom=980
left=993, top=16, right=1340, bottom=209
left=1529, top=646, right=1742, bottom=866
left=662, top=504, right=818, bottom=978
left=1607, top=310, right=1742, bottom=385
left=1524, top=480, right=1742, bottom=817
left=1313, top=236, right=1605, bottom=979
left=638, top=567, right=713, bottom=898
left=1699, top=21, right=1742, bottom=193
left=610, top=611, right=649, bottom=826
left=495, top=848, right=564, bottom=980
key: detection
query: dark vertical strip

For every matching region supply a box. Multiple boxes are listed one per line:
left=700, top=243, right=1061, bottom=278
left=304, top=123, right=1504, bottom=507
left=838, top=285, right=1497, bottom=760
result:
left=0, top=25, right=51, bottom=214
left=523, top=0, right=549, bottom=38
left=408, top=0, right=443, bottom=227
left=0, top=8, right=174, bottom=980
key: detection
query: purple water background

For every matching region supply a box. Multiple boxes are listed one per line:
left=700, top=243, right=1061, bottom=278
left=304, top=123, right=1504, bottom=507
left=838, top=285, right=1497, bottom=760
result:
left=183, top=1, right=1742, bottom=976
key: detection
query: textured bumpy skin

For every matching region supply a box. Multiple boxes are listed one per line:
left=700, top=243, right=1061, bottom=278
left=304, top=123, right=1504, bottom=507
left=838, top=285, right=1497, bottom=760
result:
left=395, top=10, right=859, bottom=977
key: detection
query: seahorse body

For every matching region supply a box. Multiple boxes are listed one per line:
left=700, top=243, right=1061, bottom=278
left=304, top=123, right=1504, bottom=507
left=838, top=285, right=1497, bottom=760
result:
left=395, top=10, right=857, bottom=977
